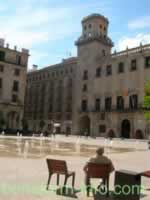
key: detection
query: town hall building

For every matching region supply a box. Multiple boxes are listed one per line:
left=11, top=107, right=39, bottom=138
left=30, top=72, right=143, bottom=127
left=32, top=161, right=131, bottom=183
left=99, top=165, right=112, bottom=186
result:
left=25, top=13, right=150, bottom=139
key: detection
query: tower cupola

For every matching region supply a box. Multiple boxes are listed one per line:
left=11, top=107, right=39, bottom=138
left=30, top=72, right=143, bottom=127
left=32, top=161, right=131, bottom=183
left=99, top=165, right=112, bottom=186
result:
left=76, top=13, right=113, bottom=47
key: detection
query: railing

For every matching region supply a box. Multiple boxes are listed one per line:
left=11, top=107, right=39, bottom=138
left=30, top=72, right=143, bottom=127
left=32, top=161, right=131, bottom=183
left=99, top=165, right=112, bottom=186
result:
left=112, top=43, right=150, bottom=58
left=79, top=105, right=147, bottom=113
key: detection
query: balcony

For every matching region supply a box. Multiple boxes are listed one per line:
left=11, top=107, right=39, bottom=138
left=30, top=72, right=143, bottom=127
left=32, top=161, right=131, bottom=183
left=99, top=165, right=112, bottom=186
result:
left=79, top=105, right=145, bottom=113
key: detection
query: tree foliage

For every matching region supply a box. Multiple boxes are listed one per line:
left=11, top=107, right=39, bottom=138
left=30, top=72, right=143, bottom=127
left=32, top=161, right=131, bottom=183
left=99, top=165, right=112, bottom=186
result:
left=143, top=80, right=150, bottom=122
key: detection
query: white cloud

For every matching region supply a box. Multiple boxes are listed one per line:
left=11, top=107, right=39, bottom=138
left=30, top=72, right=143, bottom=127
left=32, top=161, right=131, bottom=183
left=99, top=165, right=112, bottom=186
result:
left=0, top=3, right=79, bottom=68
left=0, top=0, right=112, bottom=67
left=115, top=33, right=150, bottom=51
left=128, top=16, right=150, bottom=29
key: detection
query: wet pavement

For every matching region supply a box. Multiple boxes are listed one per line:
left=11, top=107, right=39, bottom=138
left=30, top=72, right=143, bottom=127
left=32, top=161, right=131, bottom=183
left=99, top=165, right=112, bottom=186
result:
left=0, top=135, right=149, bottom=200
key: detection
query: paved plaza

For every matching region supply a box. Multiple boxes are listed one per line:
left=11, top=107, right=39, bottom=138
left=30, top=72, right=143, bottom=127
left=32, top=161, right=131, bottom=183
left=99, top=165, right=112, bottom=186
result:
left=0, top=136, right=150, bottom=200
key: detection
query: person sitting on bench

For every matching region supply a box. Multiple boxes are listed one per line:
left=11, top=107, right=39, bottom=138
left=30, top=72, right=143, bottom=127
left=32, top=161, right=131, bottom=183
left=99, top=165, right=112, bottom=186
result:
left=83, top=147, right=114, bottom=190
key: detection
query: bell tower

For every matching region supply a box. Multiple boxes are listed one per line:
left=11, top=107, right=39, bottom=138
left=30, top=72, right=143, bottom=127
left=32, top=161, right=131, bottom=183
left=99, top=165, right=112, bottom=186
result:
left=75, top=13, right=113, bottom=57
left=73, top=14, right=113, bottom=135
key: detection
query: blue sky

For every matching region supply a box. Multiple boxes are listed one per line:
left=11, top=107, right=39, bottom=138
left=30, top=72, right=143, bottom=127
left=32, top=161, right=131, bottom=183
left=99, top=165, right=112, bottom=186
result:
left=0, top=0, right=150, bottom=69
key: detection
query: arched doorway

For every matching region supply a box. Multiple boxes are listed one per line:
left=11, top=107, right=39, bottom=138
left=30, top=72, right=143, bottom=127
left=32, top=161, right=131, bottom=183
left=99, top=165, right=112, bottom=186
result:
left=121, top=119, right=131, bottom=138
left=7, top=112, right=19, bottom=129
left=79, top=115, right=90, bottom=136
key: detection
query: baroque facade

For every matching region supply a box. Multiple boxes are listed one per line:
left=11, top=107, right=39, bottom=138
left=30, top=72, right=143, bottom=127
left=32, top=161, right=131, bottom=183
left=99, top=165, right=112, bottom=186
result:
left=25, top=58, right=76, bottom=134
left=25, top=14, right=150, bottom=139
left=0, top=39, right=29, bottom=129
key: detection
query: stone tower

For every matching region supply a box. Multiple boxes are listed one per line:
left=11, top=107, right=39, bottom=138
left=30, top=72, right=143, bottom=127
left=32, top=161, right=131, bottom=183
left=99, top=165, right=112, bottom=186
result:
left=76, top=13, right=113, bottom=58
left=73, top=14, right=113, bottom=135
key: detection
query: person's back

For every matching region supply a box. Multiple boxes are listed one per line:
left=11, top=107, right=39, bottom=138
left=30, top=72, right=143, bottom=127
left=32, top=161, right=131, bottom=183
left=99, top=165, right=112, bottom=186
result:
left=83, top=147, right=114, bottom=188
left=89, top=154, right=113, bottom=167
left=84, top=147, right=114, bottom=172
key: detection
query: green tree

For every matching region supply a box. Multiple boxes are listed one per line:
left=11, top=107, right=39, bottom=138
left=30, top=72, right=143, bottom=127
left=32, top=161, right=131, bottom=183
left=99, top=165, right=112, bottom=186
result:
left=143, top=80, right=150, bottom=122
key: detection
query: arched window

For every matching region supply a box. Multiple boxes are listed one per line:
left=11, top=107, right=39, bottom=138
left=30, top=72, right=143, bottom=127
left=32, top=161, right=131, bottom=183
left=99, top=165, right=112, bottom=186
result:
left=117, top=96, right=124, bottom=110
left=118, top=62, right=124, bottom=73
left=102, top=50, right=106, bottom=56
left=96, top=67, right=101, bottom=77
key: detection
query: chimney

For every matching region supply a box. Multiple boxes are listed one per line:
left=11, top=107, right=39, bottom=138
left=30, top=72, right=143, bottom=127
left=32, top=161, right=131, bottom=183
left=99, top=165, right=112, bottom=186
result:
left=14, top=45, right=17, bottom=51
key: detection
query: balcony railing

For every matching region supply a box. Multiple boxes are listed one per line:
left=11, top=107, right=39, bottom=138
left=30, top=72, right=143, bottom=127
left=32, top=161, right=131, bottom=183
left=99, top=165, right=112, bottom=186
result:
left=79, top=105, right=146, bottom=113
left=112, top=43, right=150, bottom=58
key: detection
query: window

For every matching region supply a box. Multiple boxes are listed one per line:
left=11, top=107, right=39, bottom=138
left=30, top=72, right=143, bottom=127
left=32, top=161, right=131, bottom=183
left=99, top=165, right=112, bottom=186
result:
left=118, top=62, right=124, bottom=73
left=0, top=78, right=2, bottom=89
left=88, top=24, right=92, bottom=28
left=131, top=59, right=137, bottom=71
left=12, top=94, right=17, bottom=103
left=65, top=69, right=68, bottom=74
left=13, top=81, right=19, bottom=92
left=106, top=65, right=112, bottom=76
left=129, top=94, right=138, bottom=109
left=145, top=57, right=150, bottom=68
left=16, top=55, right=21, bottom=65
left=14, top=69, right=20, bottom=76
left=99, top=125, right=106, bottom=133
left=83, top=70, right=88, bottom=80
left=0, top=51, right=5, bottom=61
left=104, top=27, right=106, bottom=31
left=102, top=50, right=106, bottom=56
left=95, top=98, right=100, bottom=111
left=105, top=97, right=112, bottom=111
left=81, top=99, right=88, bottom=112
left=96, top=67, right=101, bottom=77
left=84, top=25, right=87, bottom=31
left=0, top=65, right=4, bottom=72
left=117, top=96, right=124, bottom=110
left=82, top=84, right=87, bottom=92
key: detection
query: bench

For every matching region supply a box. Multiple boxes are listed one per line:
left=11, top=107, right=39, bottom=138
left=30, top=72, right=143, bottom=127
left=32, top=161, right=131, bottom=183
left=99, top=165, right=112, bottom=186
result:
left=85, top=163, right=111, bottom=197
left=142, top=170, right=150, bottom=178
left=46, top=159, right=75, bottom=190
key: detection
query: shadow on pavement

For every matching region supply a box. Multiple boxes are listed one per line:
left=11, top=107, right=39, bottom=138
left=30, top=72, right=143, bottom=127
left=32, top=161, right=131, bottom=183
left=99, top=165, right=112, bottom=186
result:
left=56, top=187, right=80, bottom=198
